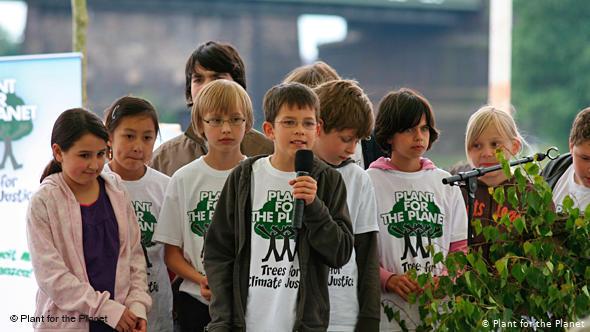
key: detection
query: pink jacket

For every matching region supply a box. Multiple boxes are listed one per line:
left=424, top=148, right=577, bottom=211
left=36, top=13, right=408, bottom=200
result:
left=26, top=172, right=151, bottom=331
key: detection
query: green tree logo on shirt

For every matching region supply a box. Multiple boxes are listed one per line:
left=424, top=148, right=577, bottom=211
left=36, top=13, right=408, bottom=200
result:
left=133, top=201, right=157, bottom=247
left=0, top=79, right=37, bottom=170
left=252, top=190, right=297, bottom=262
left=380, top=191, right=444, bottom=260
left=187, top=191, right=220, bottom=237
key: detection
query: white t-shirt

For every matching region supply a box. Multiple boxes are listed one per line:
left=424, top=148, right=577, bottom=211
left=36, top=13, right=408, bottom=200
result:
left=367, top=167, right=467, bottom=332
left=352, top=143, right=365, bottom=169
left=153, top=157, right=232, bottom=304
left=246, top=157, right=300, bottom=332
left=103, top=164, right=173, bottom=332
left=328, top=162, right=379, bottom=331
left=553, top=163, right=590, bottom=214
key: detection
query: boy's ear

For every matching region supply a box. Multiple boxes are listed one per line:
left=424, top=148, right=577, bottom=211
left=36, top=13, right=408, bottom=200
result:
left=52, top=143, right=63, bottom=163
left=262, top=121, right=275, bottom=140
left=569, top=141, right=574, bottom=153
left=316, top=119, right=323, bottom=137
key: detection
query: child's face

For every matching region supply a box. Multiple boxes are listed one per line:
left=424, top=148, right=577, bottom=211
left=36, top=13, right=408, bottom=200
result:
left=190, top=65, right=233, bottom=102
left=109, top=115, right=156, bottom=177
left=314, top=127, right=358, bottom=166
left=570, top=140, right=590, bottom=188
left=389, top=114, right=429, bottom=164
left=201, top=109, right=247, bottom=154
left=263, top=104, right=319, bottom=161
left=467, top=124, right=520, bottom=186
left=53, top=133, right=107, bottom=189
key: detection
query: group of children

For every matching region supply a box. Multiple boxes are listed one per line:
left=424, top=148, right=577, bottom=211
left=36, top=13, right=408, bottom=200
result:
left=25, top=40, right=590, bottom=332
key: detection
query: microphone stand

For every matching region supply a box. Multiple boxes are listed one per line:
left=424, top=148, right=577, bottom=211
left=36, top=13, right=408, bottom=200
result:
left=442, top=147, right=559, bottom=245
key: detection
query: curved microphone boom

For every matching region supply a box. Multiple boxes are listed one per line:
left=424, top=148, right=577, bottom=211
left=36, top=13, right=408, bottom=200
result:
left=442, top=147, right=560, bottom=186
left=440, top=146, right=559, bottom=245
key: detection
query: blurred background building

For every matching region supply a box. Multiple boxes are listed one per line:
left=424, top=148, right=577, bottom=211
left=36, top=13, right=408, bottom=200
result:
left=3, top=0, right=586, bottom=167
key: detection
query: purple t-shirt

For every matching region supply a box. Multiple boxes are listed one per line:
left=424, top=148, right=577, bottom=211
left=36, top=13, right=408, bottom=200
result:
left=81, top=177, right=120, bottom=332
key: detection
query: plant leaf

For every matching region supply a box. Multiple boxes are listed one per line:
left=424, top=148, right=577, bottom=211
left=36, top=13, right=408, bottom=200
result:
left=523, top=241, right=537, bottom=257
left=507, top=186, right=519, bottom=208
left=493, top=187, right=505, bottom=206
left=514, top=217, right=526, bottom=234
left=524, top=162, right=540, bottom=176
left=563, top=195, right=574, bottom=212
left=511, top=263, right=526, bottom=283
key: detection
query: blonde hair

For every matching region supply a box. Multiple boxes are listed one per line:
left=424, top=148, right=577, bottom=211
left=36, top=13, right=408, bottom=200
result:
left=191, top=80, right=253, bottom=139
left=283, top=61, right=341, bottom=88
left=465, top=105, right=525, bottom=164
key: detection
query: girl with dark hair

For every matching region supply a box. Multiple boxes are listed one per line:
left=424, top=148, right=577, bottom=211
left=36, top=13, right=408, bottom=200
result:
left=367, top=88, right=468, bottom=331
left=27, top=108, right=151, bottom=332
left=103, top=96, right=173, bottom=332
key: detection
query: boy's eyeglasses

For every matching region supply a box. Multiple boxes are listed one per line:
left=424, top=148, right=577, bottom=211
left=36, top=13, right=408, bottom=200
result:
left=203, top=117, right=246, bottom=127
left=274, top=119, right=318, bottom=130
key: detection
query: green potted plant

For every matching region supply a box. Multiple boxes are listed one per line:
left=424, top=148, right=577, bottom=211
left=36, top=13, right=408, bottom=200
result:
left=400, top=151, right=590, bottom=331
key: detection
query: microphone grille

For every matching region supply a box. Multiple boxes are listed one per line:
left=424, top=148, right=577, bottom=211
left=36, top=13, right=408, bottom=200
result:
left=295, top=149, right=314, bottom=172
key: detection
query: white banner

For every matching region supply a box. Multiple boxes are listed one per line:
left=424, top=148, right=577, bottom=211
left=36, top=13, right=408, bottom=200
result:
left=0, top=53, right=82, bottom=332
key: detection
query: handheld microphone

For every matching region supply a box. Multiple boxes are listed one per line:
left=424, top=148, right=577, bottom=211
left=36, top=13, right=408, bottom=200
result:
left=293, top=149, right=314, bottom=230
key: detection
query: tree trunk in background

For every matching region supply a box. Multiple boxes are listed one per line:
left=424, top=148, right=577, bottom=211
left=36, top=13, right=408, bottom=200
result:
left=71, top=0, right=88, bottom=107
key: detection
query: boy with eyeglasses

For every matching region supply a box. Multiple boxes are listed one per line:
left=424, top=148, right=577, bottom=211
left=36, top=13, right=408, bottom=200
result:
left=204, top=82, right=354, bottom=331
left=153, top=80, right=253, bottom=332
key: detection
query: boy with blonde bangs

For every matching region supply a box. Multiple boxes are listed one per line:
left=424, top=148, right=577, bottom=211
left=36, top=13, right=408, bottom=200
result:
left=204, top=82, right=354, bottom=331
left=543, top=107, right=590, bottom=213
left=313, top=79, right=381, bottom=331
left=153, top=79, right=253, bottom=332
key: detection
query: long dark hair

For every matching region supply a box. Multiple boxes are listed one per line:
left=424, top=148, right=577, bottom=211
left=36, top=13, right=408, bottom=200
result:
left=40, top=108, right=109, bottom=182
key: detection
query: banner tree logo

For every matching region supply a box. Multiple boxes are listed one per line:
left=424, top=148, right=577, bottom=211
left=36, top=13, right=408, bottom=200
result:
left=0, top=79, right=37, bottom=170
left=252, top=190, right=297, bottom=262
left=380, top=191, right=444, bottom=260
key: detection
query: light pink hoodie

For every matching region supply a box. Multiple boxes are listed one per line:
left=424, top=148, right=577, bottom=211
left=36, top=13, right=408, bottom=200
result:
left=26, top=172, right=151, bottom=331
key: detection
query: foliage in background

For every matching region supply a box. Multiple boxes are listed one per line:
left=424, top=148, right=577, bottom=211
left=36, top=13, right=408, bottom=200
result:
left=512, top=0, right=590, bottom=153
left=403, top=151, right=590, bottom=331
